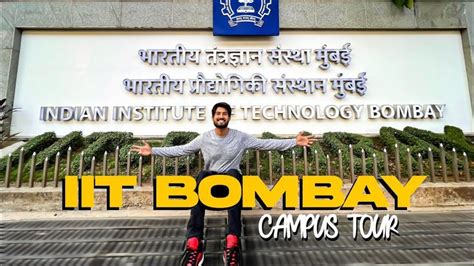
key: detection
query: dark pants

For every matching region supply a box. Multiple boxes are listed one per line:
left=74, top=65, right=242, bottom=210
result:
left=186, top=169, right=243, bottom=239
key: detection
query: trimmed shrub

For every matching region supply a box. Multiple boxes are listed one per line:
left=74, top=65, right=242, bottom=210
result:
left=379, top=127, right=453, bottom=165
left=0, top=132, right=57, bottom=171
left=261, top=132, right=279, bottom=139
left=403, top=126, right=448, bottom=146
left=105, top=132, right=134, bottom=151
left=118, top=132, right=199, bottom=179
left=250, top=132, right=327, bottom=179
left=258, top=132, right=284, bottom=179
left=27, top=131, right=83, bottom=170
left=162, top=131, right=199, bottom=147
left=321, top=132, right=383, bottom=176
left=84, top=132, right=109, bottom=145
left=286, top=138, right=329, bottom=177
left=246, top=132, right=291, bottom=178
left=157, top=132, right=199, bottom=175
left=308, top=141, right=328, bottom=174
left=71, top=132, right=133, bottom=172
left=155, top=155, right=198, bottom=178
left=444, top=126, right=474, bottom=159
left=119, top=143, right=138, bottom=166
left=289, top=132, right=328, bottom=176
left=283, top=131, right=312, bottom=158
left=445, top=126, right=466, bottom=139
left=404, top=126, right=473, bottom=160
left=119, top=140, right=163, bottom=167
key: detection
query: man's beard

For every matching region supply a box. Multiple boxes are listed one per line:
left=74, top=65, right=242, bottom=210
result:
left=213, top=119, right=229, bottom=129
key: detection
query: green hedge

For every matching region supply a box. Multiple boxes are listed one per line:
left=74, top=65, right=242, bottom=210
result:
left=404, top=126, right=450, bottom=147
left=71, top=132, right=133, bottom=172
left=321, top=132, right=383, bottom=176
left=288, top=132, right=329, bottom=176
left=157, top=131, right=199, bottom=175
left=0, top=132, right=57, bottom=171
left=248, top=132, right=292, bottom=178
left=121, top=131, right=200, bottom=178
left=280, top=131, right=312, bottom=159
left=119, top=140, right=163, bottom=167
left=256, top=132, right=283, bottom=178
left=247, top=132, right=328, bottom=179
left=114, top=132, right=206, bottom=179
left=404, top=126, right=473, bottom=160
left=5, top=126, right=471, bottom=180
left=379, top=127, right=454, bottom=165
left=83, top=132, right=109, bottom=145
left=308, top=141, right=329, bottom=174
left=26, top=131, right=83, bottom=170
left=444, top=126, right=474, bottom=159
left=154, top=155, right=198, bottom=177
left=162, top=131, right=199, bottom=147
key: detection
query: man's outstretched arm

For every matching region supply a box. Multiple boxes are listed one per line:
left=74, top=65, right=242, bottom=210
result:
left=130, top=136, right=202, bottom=157
left=245, top=131, right=316, bottom=151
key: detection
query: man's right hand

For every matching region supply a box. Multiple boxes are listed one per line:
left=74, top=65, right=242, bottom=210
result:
left=130, top=140, right=152, bottom=156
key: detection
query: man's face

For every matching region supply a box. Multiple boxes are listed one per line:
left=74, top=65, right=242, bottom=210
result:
left=213, top=107, right=230, bottom=129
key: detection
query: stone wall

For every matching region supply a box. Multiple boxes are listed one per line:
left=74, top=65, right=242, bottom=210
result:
left=1, top=0, right=473, bottom=135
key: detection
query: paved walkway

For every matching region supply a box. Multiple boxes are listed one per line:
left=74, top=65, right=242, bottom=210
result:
left=2, top=211, right=473, bottom=265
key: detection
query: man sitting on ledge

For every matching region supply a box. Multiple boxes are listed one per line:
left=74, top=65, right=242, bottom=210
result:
left=131, top=102, right=315, bottom=266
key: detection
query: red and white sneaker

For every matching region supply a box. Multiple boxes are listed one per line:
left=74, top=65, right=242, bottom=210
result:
left=180, top=237, right=204, bottom=266
left=223, top=234, right=242, bottom=266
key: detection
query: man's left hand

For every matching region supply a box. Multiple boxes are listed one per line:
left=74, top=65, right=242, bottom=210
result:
left=296, top=131, right=317, bottom=147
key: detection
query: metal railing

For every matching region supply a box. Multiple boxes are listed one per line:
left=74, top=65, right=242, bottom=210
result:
left=2, top=143, right=472, bottom=188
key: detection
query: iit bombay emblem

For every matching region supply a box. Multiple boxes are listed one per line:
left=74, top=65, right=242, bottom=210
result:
left=220, top=0, right=272, bottom=27
left=213, top=0, right=279, bottom=36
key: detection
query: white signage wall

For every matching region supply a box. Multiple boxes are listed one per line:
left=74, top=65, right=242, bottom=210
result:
left=11, top=31, right=472, bottom=137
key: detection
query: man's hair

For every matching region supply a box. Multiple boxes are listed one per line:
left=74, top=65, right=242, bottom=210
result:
left=212, top=102, right=232, bottom=117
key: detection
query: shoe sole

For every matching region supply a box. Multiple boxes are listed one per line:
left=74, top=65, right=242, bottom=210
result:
left=198, top=254, right=204, bottom=266
left=180, top=252, right=204, bottom=266
left=222, top=252, right=241, bottom=266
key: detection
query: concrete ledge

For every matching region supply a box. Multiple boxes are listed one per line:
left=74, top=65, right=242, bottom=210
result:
left=1, top=182, right=472, bottom=213
left=3, top=207, right=474, bottom=222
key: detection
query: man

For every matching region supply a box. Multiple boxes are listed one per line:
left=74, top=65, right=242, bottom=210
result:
left=131, top=102, right=315, bottom=266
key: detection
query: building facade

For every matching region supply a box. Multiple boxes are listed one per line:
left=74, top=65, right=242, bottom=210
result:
left=1, top=0, right=473, bottom=137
